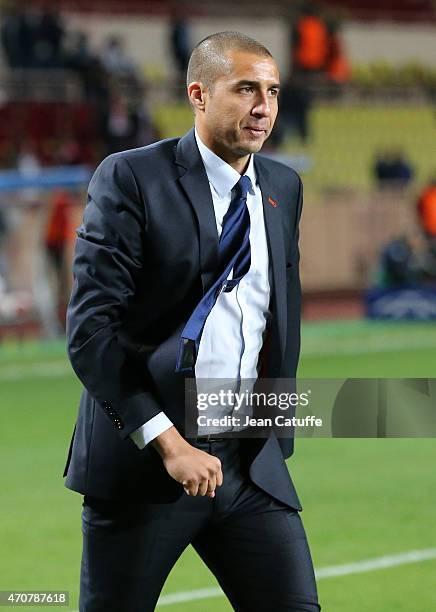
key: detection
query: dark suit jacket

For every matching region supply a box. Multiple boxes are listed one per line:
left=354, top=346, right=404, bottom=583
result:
left=64, top=128, right=303, bottom=510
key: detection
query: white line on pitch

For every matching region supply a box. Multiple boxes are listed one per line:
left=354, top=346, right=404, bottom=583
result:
left=314, top=548, right=436, bottom=579
left=68, top=547, right=436, bottom=610
left=156, top=548, right=436, bottom=606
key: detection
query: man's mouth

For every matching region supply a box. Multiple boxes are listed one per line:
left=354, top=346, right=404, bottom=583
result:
left=244, top=126, right=267, bottom=138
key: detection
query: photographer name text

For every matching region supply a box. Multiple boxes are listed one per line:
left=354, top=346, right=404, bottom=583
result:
left=197, top=414, right=322, bottom=428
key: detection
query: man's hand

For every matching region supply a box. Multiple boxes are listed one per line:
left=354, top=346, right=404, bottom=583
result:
left=152, top=427, right=223, bottom=498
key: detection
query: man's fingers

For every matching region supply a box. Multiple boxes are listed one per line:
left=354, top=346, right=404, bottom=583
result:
left=216, top=466, right=224, bottom=487
left=183, top=480, right=199, bottom=496
left=191, top=482, right=200, bottom=496
left=207, top=473, right=217, bottom=494
left=197, top=478, right=210, bottom=496
left=209, top=456, right=223, bottom=487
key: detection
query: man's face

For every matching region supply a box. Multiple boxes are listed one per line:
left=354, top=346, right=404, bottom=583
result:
left=194, top=50, right=280, bottom=163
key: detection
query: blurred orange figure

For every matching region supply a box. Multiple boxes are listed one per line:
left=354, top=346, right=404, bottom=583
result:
left=417, top=180, right=436, bottom=238
left=45, top=190, right=73, bottom=261
left=293, top=11, right=330, bottom=73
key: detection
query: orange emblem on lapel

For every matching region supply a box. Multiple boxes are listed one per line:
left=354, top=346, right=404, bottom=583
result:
left=268, top=196, right=278, bottom=208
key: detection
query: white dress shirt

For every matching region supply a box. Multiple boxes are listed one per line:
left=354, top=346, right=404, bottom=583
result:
left=130, top=131, right=270, bottom=449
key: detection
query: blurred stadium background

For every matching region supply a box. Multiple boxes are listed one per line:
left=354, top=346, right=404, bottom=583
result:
left=0, top=0, right=435, bottom=610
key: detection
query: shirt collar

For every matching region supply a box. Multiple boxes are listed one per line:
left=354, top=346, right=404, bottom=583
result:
left=195, top=128, right=257, bottom=200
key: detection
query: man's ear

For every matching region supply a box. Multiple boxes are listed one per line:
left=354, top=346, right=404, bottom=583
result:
left=187, top=82, right=207, bottom=112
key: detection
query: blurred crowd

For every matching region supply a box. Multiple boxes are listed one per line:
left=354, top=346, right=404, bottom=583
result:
left=0, top=0, right=351, bottom=167
left=0, top=1, right=159, bottom=169
left=0, top=0, right=435, bottom=333
left=0, top=1, right=186, bottom=330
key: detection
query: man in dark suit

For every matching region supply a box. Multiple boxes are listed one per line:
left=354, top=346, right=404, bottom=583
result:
left=65, top=31, right=320, bottom=611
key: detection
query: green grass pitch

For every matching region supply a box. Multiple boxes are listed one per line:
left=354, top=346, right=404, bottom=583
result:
left=0, top=320, right=435, bottom=611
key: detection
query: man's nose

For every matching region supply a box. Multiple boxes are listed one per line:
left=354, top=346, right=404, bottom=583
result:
left=252, top=93, right=271, bottom=116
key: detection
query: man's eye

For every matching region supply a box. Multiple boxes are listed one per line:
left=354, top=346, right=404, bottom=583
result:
left=270, top=89, right=279, bottom=97
left=240, top=87, right=253, bottom=93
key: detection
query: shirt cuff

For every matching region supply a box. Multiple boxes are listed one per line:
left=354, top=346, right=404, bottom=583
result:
left=129, top=412, right=174, bottom=450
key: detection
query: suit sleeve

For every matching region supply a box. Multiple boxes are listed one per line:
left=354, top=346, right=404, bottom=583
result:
left=66, top=154, right=164, bottom=439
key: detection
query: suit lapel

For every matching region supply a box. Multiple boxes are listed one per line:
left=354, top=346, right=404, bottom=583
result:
left=175, top=129, right=219, bottom=294
left=254, top=156, right=287, bottom=366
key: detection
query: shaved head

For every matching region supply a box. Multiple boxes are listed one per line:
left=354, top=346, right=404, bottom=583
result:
left=186, top=31, right=279, bottom=172
left=186, top=31, right=273, bottom=91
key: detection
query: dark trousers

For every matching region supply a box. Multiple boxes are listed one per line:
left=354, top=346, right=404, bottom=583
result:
left=80, top=438, right=320, bottom=611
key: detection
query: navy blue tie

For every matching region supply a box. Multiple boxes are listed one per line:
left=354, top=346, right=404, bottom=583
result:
left=175, top=175, right=253, bottom=373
